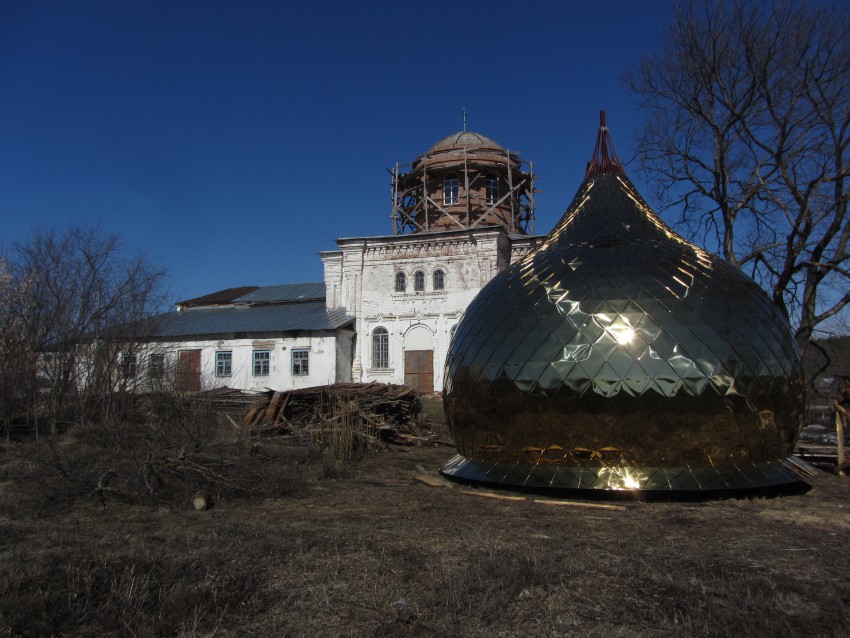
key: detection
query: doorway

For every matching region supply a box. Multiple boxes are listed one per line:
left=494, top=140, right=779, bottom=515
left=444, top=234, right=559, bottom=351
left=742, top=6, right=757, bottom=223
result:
left=404, top=349, right=434, bottom=394
left=177, top=349, right=201, bottom=392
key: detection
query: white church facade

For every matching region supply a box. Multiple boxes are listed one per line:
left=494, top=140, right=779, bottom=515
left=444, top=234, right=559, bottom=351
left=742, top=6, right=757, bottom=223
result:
left=139, top=131, right=543, bottom=394
left=322, top=226, right=539, bottom=393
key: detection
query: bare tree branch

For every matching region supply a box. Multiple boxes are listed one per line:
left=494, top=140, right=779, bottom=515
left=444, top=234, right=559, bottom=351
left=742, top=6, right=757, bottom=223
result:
left=624, top=0, right=850, bottom=354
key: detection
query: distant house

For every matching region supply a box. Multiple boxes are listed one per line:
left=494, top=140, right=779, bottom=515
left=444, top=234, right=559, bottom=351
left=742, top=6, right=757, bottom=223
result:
left=138, top=283, right=355, bottom=392
left=802, top=337, right=850, bottom=425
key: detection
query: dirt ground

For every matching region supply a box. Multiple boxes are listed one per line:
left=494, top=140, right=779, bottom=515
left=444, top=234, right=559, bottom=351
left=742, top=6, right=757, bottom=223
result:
left=2, top=404, right=850, bottom=637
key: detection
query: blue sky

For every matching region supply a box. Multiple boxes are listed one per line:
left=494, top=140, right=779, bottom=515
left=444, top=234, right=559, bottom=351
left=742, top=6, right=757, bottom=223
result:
left=0, top=0, right=672, bottom=303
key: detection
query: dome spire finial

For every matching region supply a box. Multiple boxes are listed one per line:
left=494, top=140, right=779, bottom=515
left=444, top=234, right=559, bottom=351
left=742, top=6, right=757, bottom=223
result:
left=585, top=109, right=625, bottom=178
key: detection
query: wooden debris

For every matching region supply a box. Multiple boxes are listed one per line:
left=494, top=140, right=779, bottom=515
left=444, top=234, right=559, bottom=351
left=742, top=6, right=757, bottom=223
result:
left=239, top=382, right=435, bottom=447
left=533, top=498, right=626, bottom=511
left=834, top=402, right=848, bottom=476
left=413, top=474, right=446, bottom=487
left=459, top=489, right=526, bottom=502
left=374, top=479, right=413, bottom=486
left=455, top=489, right=627, bottom=510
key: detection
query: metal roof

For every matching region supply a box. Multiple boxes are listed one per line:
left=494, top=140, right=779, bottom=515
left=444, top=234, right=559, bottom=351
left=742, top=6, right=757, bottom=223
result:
left=149, top=301, right=353, bottom=338
left=177, top=286, right=260, bottom=308
left=428, top=131, right=506, bottom=153
left=235, top=282, right=325, bottom=303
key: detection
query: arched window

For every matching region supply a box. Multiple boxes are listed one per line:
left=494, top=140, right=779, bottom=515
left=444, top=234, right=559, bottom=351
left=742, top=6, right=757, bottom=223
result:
left=444, top=173, right=459, bottom=205
left=414, top=270, right=425, bottom=291
left=394, top=271, right=406, bottom=292
left=485, top=174, right=498, bottom=204
left=372, top=327, right=389, bottom=369
left=433, top=268, right=445, bottom=290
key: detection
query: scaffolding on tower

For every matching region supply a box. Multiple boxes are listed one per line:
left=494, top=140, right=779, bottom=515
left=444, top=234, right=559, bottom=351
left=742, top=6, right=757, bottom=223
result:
left=389, top=133, right=536, bottom=236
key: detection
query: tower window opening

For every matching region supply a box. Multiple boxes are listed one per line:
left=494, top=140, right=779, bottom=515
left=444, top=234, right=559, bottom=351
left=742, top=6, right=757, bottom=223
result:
left=395, top=271, right=406, bottom=292
left=444, top=173, right=459, bottom=205
left=433, top=269, right=445, bottom=290
left=414, top=270, right=425, bottom=291
left=485, top=174, right=499, bottom=204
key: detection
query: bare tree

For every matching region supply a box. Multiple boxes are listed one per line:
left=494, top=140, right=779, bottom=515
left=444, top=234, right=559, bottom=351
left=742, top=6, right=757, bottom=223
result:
left=0, top=223, right=168, bottom=435
left=0, top=258, right=30, bottom=439
left=625, top=0, right=850, bottom=355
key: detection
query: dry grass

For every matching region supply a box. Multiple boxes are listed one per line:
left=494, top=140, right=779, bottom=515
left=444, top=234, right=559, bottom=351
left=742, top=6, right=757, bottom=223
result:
left=1, top=396, right=849, bottom=636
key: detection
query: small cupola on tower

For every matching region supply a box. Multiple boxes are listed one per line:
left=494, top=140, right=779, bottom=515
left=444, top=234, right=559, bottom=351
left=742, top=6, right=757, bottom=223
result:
left=390, top=130, right=536, bottom=235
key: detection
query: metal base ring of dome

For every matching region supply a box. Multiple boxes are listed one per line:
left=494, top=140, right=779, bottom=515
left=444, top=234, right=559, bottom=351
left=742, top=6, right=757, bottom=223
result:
left=439, top=454, right=813, bottom=492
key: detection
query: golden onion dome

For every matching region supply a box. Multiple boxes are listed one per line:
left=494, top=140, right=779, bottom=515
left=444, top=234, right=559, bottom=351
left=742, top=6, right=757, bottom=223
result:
left=441, top=113, right=807, bottom=492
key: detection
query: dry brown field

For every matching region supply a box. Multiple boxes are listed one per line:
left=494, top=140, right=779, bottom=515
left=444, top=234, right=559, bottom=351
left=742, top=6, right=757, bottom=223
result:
left=1, top=397, right=849, bottom=637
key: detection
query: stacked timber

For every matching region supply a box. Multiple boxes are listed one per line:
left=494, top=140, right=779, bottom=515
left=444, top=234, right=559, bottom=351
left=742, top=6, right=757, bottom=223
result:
left=240, top=382, right=433, bottom=446
left=194, top=386, right=267, bottom=411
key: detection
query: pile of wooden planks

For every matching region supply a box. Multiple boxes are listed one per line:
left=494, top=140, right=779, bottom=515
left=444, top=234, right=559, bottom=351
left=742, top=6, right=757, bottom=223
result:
left=240, top=382, right=431, bottom=445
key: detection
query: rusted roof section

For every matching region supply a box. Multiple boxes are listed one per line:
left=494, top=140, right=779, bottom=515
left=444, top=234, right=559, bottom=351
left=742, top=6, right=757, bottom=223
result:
left=235, top=283, right=325, bottom=303
left=177, top=286, right=260, bottom=309
left=428, top=131, right=506, bottom=153
left=149, top=302, right=353, bottom=338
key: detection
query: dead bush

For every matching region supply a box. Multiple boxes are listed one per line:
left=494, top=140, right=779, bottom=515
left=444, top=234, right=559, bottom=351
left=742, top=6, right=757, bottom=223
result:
left=0, top=394, right=324, bottom=514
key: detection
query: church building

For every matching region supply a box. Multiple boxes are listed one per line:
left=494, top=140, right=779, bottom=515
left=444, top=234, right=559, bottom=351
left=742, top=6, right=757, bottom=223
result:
left=139, top=131, right=543, bottom=394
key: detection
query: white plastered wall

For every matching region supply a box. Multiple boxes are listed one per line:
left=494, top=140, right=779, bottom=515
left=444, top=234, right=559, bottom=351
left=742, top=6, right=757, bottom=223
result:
left=136, top=334, right=341, bottom=392
left=322, top=228, right=540, bottom=393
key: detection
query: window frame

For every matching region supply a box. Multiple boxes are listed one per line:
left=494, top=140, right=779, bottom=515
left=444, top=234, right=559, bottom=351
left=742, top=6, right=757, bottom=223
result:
left=372, top=327, right=389, bottom=370
left=121, top=352, right=137, bottom=379
left=215, top=350, right=233, bottom=377
left=148, top=353, right=165, bottom=379
left=444, top=172, right=459, bottom=205
left=433, top=268, right=445, bottom=291
left=253, top=349, right=271, bottom=376
left=413, top=270, right=425, bottom=292
left=485, top=174, right=499, bottom=204
left=291, top=349, right=309, bottom=376
left=394, top=271, right=406, bottom=292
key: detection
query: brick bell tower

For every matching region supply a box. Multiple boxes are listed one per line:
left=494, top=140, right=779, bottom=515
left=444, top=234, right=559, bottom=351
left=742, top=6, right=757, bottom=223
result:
left=390, top=129, right=536, bottom=235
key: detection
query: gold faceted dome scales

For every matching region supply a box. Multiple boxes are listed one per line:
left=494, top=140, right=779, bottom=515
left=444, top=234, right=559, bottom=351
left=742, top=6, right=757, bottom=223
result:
left=441, top=113, right=808, bottom=491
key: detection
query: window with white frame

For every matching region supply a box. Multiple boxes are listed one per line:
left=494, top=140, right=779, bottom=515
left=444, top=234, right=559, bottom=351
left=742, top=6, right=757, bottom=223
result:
left=444, top=173, right=459, bottom=205
left=292, top=349, right=309, bottom=376
left=216, top=351, right=232, bottom=377
left=414, top=270, right=425, bottom=291
left=485, top=174, right=499, bottom=204
left=148, top=353, right=165, bottom=379
left=395, top=271, right=406, bottom=292
left=121, top=352, right=137, bottom=378
left=372, top=327, right=389, bottom=369
left=253, top=349, right=270, bottom=376
left=433, top=268, right=445, bottom=290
